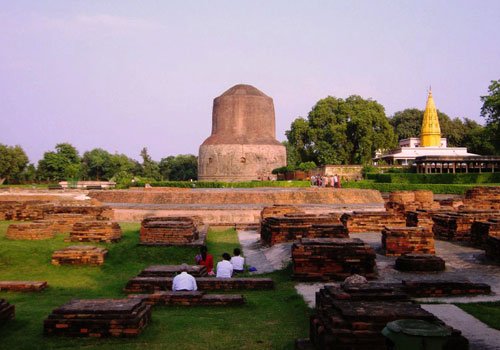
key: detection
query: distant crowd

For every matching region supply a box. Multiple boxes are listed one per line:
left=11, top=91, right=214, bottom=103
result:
left=310, top=174, right=342, bottom=188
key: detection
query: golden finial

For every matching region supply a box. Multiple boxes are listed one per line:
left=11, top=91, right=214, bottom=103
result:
left=420, top=88, right=441, bottom=147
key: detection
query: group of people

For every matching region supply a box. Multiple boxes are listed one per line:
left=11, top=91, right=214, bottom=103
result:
left=310, top=174, right=342, bottom=188
left=172, top=246, right=245, bottom=292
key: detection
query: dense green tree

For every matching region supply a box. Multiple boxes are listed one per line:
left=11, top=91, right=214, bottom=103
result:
left=81, top=149, right=139, bottom=180
left=461, top=118, right=495, bottom=155
left=282, top=141, right=300, bottom=168
left=480, top=79, right=500, bottom=153
left=159, top=154, right=198, bottom=181
left=0, top=144, right=29, bottom=184
left=37, top=143, right=80, bottom=181
left=140, top=147, right=161, bottom=180
left=286, top=95, right=396, bottom=165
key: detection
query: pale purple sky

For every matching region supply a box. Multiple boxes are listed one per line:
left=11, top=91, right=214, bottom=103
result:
left=1, top=1, right=499, bottom=163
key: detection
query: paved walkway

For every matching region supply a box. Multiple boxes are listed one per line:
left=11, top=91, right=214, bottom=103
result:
left=237, top=230, right=292, bottom=274
left=422, top=304, right=500, bottom=350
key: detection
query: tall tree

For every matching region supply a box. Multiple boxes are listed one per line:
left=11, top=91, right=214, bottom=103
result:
left=140, top=147, right=161, bottom=180
left=480, top=79, right=500, bottom=153
left=37, top=143, right=80, bottom=181
left=159, top=154, right=198, bottom=181
left=286, top=95, right=396, bottom=165
left=0, top=144, right=29, bottom=184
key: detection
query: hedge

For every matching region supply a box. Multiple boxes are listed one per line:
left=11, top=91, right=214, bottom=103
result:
left=366, top=172, right=500, bottom=184
left=131, top=180, right=311, bottom=188
left=343, top=180, right=497, bottom=194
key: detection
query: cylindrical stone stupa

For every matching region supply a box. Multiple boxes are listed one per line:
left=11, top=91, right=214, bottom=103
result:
left=198, top=84, right=287, bottom=181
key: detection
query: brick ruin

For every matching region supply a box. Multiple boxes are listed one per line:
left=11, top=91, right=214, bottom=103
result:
left=299, top=283, right=469, bottom=350
left=395, top=254, right=445, bottom=272
left=470, top=218, right=500, bottom=248
left=0, top=299, right=15, bottom=325
left=6, top=222, right=55, bottom=240
left=432, top=210, right=500, bottom=241
left=69, top=221, right=122, bottom=243
left=381, top=226, right=435, bottom=256
left=43, top=298, right=152, bottom=337
left=139, top=216, right=206, bottom=246
left=260, top=213, right=345, bottom=246
left=51, top=246, right=108, bottom=266
left=340, top=211, right=406, bottom=233
left=463, top=186, right=500, bottom=210
left=385, top=190, right=440, bottom=213
left=260, top=204, right=304, bottom=221
left=291, top=238, right=377, bottom=281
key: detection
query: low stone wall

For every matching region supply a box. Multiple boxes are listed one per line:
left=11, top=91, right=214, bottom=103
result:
left=291, top=238, right=377, bottom=281
left=138, top=265, right=207, bottom=277
left=124, top=277, right=274, bottom=293
left=43, top=298, right=152, bottom=337
left=128, top=291, right=245, bottom=306
left=89, top=188, right=384, bottom=205
left=463, top=186, right=500, bottom=210
left=402, top=280, right=491, bottom=297
left=382, top=226, right=435, bottom=256
left=51, top=246, right=108, bottom=266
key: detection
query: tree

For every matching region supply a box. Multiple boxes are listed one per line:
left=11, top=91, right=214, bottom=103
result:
left=480, top=79, right=500, bottom=153
left=0, top=144, right=29, bottom=184
left=140, top=147, right=161, bottom=180
left=461, top=118, right=495, bottom=155
left=159, top=154, right=198, bottom=181
left=286, top=95, right=396, bottom=165
left=81, top=149, right=140, bottom=181
left=37, top=143, right=81, bottom=181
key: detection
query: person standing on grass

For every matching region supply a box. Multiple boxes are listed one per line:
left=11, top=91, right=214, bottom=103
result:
left=216, top=252, right=233, bottom=278
left=195, top=245, right=214, bottom=276
left=172, top=264, right=198, bottom=291
left=333, top=174, right=339, bottom=188
left=230, top=248, right=245, bottom=273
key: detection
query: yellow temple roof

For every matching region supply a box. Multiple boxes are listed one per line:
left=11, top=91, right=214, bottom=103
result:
left=420, top=88, right=441, bottom=147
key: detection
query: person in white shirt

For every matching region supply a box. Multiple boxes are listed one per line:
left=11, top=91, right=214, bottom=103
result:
left=230, top=248, right=245, bottom=273
left=216, top=253, right=233, bottom=278
left=172, top=264, right=197, bottom=291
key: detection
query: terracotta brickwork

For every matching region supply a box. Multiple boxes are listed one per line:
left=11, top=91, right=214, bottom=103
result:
left=69, top=221, right=122, bottom=243
left=340, top=211, right=406, bottom=233
left=382, top=226, right=435, bottom=256
left=51, top=246, right=108, bottom=266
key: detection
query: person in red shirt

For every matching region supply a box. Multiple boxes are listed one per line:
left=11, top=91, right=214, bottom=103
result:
left=195, top=246, right=214, bottom=275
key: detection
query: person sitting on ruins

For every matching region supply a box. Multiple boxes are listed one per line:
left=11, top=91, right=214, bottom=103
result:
left=172, top=264, right=198, bottom=291
left=230, top=248, right=245, bottom=273
left=195, top=245, right=214, bottom=275
left=216, top=253, right=234, bottom=278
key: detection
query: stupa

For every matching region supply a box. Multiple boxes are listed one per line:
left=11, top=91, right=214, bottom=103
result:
left=198, top=84, right=287, bottom=181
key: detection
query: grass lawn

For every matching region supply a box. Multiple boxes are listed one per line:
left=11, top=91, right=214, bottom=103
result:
left=457, top=302, right=500, bottom=330
left=0, top=221, right=311, bottom=349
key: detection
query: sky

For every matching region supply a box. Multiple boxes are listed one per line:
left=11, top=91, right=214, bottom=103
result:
left=1, top=1, right=499, bottom=163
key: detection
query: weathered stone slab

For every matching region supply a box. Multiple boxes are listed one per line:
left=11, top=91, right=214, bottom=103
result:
left=395, top=254, right=445, bottom=272
left=0, top=281, right=47, bottom=292
left=128, top=291, right=245, bottom=306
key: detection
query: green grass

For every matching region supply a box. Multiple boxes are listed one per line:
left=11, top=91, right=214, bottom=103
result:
left=0, top=222, right=310, bottom=349
left=456, top=302, right=500, bottom=330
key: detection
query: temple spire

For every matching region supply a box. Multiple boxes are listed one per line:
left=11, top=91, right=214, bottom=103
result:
left=420, top=88, right=441, bottom=147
